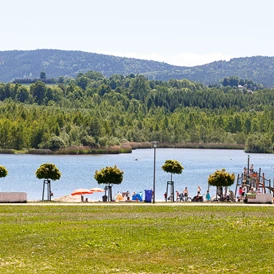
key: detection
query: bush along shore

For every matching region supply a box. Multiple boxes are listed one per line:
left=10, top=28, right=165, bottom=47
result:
left=0, top=142, right=245, bottom=155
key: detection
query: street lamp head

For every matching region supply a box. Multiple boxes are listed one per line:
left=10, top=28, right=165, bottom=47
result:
left=151, top=141, right=158, bottom=148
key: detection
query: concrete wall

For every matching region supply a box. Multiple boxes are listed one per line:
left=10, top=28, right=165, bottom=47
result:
left=0, top=192, right=27, bottom=203
left=247, top=193, right=273, bottom=204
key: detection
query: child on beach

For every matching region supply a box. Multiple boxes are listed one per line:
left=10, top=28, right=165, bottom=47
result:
left=206, top=190, right=211, bottom=202
left=238, top=187, right=243, bottom=200
left=183, top=187, right=188, bottom=197
left=197, top=186, right=201, bottom=195
left=176, top=191, right=180, bottom=201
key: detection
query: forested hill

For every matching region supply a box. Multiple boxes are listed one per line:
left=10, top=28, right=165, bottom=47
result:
left=0, top=50, right=178, bottom=83
left=1, top=49, right=274, bottom=86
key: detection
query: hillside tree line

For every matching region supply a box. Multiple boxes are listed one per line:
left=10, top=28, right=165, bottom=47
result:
left=0, top=71, right=274, bottom=153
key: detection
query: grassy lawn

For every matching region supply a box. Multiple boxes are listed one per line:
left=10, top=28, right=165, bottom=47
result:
left=0, top=205, right=273, bottom=273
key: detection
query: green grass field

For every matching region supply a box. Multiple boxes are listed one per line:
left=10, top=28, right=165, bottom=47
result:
left=0, top=205, right=273, bottom=273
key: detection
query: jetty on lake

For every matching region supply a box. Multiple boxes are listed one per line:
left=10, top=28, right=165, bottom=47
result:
left=234, top=155, right=273, bottom=204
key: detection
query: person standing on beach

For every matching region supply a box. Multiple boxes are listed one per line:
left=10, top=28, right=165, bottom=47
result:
left=183, top=187, right=188, bottom=197
left=197, top=185, right=201, bottom=195
left=175, top=191, right=180, bottom=201
left=242, top=185, right=246, bottom=197
left=206, top=190, right=211, bottom=202
left=164, top=192, right=167, bottom=202
left=250, top=164, right=254, bottom=175
left=238, top=187, right=243, bottom=200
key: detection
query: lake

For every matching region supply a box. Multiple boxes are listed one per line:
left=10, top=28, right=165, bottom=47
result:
left=0, top=149, right=273, bottom=201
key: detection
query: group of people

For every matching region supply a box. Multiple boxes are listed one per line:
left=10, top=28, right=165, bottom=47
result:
left=243, top=164, right=256, bottom=178
left=240, top=163, right=262, bottom=200
left=238, top=185, right=261, bottom=200
left=178, top=187, right=190, bottom=201
left=164, top=186, right=211, bottom=202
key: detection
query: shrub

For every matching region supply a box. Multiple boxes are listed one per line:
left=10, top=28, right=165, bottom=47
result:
left=0, top=166, right=8, bottom=178
left=208, top=168, right=235, bottom=187
left=162, top=160, right=184, bottom=175
left=94, top=165, right=123, bottom=185
left=36, top=163, right=61, bottom=180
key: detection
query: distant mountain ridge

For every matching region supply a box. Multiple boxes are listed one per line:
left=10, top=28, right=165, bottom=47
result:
left=0, top=49, right=273, bottom=86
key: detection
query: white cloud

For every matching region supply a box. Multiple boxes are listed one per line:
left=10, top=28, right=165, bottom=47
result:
left=97, top=51, right=233, bottom=67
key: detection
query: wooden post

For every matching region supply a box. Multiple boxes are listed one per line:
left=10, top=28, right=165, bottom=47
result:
left=234, top=174, right=240, bottom=198
left=262, top=173, right=266, bottom=193
left=247, top=155, right=250, bottom=175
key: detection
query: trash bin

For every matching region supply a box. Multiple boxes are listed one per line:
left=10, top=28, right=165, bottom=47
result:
left=102, top=195, right=108, bottom=202
left=144, top=190, right=153, bottom=203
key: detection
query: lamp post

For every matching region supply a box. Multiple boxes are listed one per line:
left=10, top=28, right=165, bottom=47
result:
left=247, top=155, right=250, bottom=175
left=151, top=141, right=158, bottom=204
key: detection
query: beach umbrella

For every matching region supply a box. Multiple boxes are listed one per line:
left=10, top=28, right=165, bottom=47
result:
left=90, top=187, right=105, bottom=193
left=71, top=188, right=94, bottom=196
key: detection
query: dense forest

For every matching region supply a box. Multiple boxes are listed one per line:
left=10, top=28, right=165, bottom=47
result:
left=0, top=71, right=273, bottom=154
left=1, top=50, right=274, bottom=86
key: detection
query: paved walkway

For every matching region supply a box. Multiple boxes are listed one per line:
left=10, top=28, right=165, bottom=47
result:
left=1, top=201, right=273, bottom=206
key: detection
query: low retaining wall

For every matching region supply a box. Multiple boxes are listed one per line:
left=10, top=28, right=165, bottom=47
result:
left=0, top=192, right=27, bottom=203
left=246, top=193, right=273, bottom=204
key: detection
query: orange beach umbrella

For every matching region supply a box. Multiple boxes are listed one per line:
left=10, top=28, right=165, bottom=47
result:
left=71, top=188, right=94, bottom=196
left=90, top=187, right=105, bottom=193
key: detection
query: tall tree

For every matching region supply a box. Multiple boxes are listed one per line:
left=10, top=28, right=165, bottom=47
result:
left=30, top=81, right=47, bottom=105
left=36, top=163, right=61, bottom=201
left=40, top=71, right=46, bottom=80
left=94, top=165, right=124, bottom=201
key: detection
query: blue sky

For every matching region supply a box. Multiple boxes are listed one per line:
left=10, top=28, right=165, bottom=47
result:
left=1, top=0, right=273, bottom=66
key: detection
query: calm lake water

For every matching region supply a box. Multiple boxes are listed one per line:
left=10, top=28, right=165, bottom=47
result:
left=0, top=149, right=273, bottom=201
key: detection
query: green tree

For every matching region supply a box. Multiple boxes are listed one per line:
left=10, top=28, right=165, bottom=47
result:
left=41, top=136, right=65, bottom=151
left=30, top=123, right=46, bottom=149
left=0, top=120, right=11, bottom=148
left=161, top=160, right=184, bottom=182
left=94, top=165, right=124, bottom=201
left=58, top=76, right=64, bottom=83
left=245, top=133, right=273, bottom=153
left=0, top=165, right=8, bottom=178
left=208, top=168, right=235, bottom=201
left=162, top=159, right=184, bottom=202
left=36, top=163, right=61, bottom=201
left=16, top=86, right=30, bottom=102
left=89, top=117, right=101, bottom=138
left=208, top=168, right=235, bottom=187
left=40, top=71, right=46, bottom=80
left=36, top=163, right=61, bottom=181
left=76, top=76, right=89, bottom=90
left=30, top=81, right=46, bottom=104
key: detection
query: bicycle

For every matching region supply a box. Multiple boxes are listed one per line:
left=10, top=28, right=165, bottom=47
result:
left=178, top=193, right=192, bottom=202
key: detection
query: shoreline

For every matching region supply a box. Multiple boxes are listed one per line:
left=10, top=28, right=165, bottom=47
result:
left=2, top=193, right=272, bottom=206
left=0, top=142, right=246, bottom=155
left=1, top=201, right=273, bottom=206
